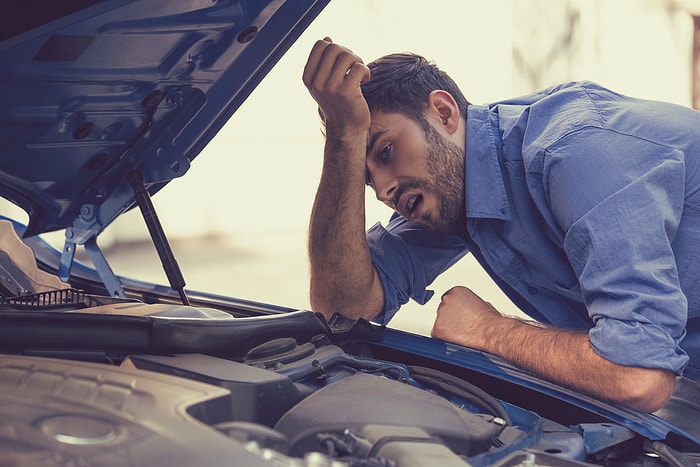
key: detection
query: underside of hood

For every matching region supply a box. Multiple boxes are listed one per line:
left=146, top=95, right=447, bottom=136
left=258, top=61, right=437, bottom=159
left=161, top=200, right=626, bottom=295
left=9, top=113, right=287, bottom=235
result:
left=0, top=0, right=329, bottom=243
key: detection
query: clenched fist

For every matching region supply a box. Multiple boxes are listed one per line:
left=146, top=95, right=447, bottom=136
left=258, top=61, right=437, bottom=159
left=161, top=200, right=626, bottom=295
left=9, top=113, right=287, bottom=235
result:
left=431, top=286, right=504, bottom=351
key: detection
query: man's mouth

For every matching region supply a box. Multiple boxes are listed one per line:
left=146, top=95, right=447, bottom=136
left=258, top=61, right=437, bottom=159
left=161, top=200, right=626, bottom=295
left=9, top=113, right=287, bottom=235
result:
left=399, top=193, right=423, bottom=220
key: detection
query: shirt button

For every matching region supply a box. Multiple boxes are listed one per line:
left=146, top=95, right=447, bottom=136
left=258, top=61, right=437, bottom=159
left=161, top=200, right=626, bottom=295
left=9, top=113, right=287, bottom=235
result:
left=527, top=286, right=538, bottom=295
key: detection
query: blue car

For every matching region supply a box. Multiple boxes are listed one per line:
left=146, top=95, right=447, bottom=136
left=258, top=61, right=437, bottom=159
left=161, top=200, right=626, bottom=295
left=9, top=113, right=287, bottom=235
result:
left=1, top=1, right=698, bottom=465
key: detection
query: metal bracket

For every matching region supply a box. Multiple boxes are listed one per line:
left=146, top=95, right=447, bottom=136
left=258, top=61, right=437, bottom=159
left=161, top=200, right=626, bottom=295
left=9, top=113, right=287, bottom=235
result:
left=58, top=237, right=76, bottom=284
left=59, top=230, right=125, bottom=298
left=84, top=238, right=125, bottom=298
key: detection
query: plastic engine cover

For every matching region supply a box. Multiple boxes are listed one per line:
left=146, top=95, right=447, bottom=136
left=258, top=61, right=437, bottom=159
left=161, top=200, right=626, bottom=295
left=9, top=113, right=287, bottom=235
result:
left=274, top=372, right=506, bottom=457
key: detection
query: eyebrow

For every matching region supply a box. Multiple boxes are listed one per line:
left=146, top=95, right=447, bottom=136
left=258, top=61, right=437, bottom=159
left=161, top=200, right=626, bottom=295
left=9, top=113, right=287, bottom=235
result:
left=366, top=129, right=386, bottom=157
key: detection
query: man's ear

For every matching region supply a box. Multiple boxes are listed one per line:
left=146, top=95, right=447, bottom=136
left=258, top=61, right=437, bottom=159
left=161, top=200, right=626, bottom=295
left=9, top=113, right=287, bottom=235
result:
left=427, top=90, right=459, bottom=134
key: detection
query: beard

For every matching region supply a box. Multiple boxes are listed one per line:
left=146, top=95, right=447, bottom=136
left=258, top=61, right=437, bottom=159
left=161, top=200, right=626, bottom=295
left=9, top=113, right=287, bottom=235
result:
left=424, top=123, right=467, bottom=234
left=394, top=122, right=466, bottom=234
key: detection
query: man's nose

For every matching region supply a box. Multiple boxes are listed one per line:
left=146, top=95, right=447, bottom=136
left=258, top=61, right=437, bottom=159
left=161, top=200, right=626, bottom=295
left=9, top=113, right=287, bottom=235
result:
left=372, top=171, right=398, bottom=206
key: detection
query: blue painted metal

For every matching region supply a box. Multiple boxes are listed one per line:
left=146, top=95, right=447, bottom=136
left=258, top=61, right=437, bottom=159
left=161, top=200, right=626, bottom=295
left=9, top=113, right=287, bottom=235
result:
left=0, top=0, right=331, bottom=242
left=376, top=328, right=700, bottom=445
left=573, top=423, right=637, bottom=455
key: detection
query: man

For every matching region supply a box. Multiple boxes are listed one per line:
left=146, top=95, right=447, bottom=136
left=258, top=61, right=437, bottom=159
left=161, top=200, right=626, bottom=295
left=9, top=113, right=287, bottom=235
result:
left=302, top=38, right=700, bottom=413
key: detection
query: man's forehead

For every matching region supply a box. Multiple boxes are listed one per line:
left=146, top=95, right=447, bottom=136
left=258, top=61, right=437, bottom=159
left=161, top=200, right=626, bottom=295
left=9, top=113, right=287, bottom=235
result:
left=369, top=110, right=404, bottom=127
left=368, top=111, right=413, bottom=136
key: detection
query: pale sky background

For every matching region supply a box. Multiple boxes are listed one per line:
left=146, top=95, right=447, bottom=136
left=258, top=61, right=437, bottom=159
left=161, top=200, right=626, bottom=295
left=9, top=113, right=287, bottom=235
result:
left=4, top=0, right=697, bottom=335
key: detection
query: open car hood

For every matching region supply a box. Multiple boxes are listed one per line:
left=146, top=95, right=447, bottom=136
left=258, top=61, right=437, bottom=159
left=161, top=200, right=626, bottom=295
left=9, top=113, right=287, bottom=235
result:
left=0, top=0, right=328, bottom=242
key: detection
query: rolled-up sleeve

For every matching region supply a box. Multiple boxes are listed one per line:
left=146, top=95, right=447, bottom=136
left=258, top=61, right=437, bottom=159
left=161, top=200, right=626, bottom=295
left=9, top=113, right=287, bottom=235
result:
left=367, top=216, right=468, bottom=325
left=544, top=128, right=690, bottom=373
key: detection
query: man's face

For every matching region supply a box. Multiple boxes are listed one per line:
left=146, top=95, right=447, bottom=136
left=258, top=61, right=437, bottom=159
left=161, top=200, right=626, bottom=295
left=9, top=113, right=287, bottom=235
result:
left=366, top=111, right=466, bottom=234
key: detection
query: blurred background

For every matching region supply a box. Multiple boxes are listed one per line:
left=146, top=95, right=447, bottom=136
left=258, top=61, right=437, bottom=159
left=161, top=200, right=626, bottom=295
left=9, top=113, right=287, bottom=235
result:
left=7, top=0, right=700, bottom=335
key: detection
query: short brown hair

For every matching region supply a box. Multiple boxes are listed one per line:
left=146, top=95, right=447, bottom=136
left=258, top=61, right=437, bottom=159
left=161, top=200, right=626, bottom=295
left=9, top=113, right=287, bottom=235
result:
left=362, top=53, right=470, bottom=123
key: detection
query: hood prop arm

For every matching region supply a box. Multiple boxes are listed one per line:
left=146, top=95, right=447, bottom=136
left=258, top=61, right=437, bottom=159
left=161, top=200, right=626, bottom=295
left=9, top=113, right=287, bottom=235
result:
left=128, top=170, right=190, bottom=306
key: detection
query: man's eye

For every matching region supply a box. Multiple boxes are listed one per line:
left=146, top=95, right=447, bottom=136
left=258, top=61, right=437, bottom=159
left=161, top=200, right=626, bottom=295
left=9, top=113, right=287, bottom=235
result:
left=379, top=144, right=392, bottom=161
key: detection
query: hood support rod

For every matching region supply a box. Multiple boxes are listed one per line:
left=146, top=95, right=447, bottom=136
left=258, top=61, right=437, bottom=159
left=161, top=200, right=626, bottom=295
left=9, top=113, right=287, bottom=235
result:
left=128, top=170, right=190, bottom=306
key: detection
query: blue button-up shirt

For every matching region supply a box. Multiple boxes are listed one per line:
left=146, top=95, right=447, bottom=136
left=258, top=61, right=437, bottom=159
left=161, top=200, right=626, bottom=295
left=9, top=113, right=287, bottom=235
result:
left=368, top=81, right=700, bottom=378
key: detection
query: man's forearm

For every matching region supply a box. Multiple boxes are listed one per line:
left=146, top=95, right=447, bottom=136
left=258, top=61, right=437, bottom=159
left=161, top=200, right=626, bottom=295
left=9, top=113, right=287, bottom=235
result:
left=308, top=133, right=384, bottom=320
left=480, top=317, right=676, bottom=412
left=432, top=287, right=676, bottom=412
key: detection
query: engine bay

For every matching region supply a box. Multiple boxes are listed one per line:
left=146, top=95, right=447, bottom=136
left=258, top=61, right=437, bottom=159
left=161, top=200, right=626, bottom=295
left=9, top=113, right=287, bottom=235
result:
left=0, top=324, right=585, bottom=466
left=1, top=292, right=699, bottom=466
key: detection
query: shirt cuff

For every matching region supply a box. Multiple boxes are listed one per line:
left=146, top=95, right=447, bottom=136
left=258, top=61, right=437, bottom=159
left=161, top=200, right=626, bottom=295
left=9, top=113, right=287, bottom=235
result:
left=367, top=222, right=434, bottom=325
left=590, top=317, right=689, bottom=374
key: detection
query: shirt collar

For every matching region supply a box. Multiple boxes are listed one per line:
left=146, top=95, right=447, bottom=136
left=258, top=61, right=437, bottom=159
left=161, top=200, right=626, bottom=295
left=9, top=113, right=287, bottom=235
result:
left=465, top=105, right=511, bottom=221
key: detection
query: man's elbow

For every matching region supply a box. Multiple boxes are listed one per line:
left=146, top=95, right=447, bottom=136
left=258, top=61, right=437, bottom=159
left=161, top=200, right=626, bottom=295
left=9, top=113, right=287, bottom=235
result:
left=309, top=289, right=343, bottom=320
left=309, top=268, right=385, bottom=321
left=617, top=368, right=676, bottom=412
left=309, top=287, right=382, bottom=322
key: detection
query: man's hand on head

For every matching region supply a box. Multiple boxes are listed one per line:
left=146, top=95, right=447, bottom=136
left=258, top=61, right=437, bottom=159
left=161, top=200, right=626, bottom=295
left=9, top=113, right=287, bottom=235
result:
left=302, top=38, right=372, bottom=137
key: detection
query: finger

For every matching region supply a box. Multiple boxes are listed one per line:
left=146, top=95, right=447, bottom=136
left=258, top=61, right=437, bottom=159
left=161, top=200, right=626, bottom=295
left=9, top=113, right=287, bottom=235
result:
left=302, top=38, right=333, bottom=88
left=430, top=320, right=446, bottom=339
left=436, top=294, right=449, bottom=315
left=343, top=61, right=371, bottom=87
left=308, top=42, right=362, bottom=94
left=303, top=38, right=345, bottom=89
left=439, top=287, right=457, bottom=303
left=325, top=50, right=367, bottom=90
left=305, top=40, right=345, bottom=90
